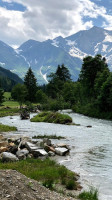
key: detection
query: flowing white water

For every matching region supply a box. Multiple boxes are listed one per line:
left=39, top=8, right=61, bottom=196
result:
left=0, top=112, right=112, bottom=200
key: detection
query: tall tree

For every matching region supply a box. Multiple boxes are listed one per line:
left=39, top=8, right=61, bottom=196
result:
left=24, top=68, right=37, bottom=102
left=11, top=84, right=28, bottom=108
left=56, top=64, right=71, bottom=82
left=97, top=73, right=112, bottom=111
left=0, top=88, right=4, bottom=105
left=47, top=64, right=71, bottom=98
left=79, top=54, right=108, bottom=98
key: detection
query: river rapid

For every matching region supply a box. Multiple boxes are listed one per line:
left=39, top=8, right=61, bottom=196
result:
left=0, top=111, right=112, bottom=200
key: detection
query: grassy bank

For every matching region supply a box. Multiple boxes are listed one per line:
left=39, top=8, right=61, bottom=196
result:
left=0, top=107, right=19, bottom=117
left=30, top=111, right=73, bottom=125
left=0, top=123, right=17, bottom=132
left=0, top=158, right=79, bottom=191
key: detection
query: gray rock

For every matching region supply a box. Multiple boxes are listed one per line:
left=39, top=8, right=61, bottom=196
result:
left=43, top=138, right=51, bottom=146
left=25, top=142, right=39, bottom=152
left=48, top=151, right=55, bottom=156
left=55, top=147, right=69, bottom=156
left=57, top=143, right=71, bottom=150
left=25, top=141, right=48, bottom=157
left=1, top=152, right=19, bottom=162
left=16, top=149, right=29, bottom=160
left=32, top=149, right=48, bottom=157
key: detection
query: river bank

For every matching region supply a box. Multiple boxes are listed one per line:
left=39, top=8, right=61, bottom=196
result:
left=0, top=132, right=81, bottom=200
left=1, top=111, right=111, bottom=199
left=0, top=169, right=77, bottom=200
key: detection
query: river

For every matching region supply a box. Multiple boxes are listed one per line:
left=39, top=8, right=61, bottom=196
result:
left=0, top=111, right=112, bottom=200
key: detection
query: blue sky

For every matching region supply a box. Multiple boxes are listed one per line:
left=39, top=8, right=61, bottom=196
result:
left=0, top=0, right=112, bottom=48
left=0, top=1, right=26, bottom=11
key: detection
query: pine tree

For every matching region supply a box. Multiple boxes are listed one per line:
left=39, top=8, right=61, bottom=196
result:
left=0, top=88, right=4, bottom=105
left=56, top=64, right=71, bottom=82
left=24, top=67, right=37, bottom=102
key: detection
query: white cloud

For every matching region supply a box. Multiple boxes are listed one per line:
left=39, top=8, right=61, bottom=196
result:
left=0, top=0, right=112, bottom=47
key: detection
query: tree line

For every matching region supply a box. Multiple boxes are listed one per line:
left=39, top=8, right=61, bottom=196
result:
left=0, top=54, right=112, bottom=119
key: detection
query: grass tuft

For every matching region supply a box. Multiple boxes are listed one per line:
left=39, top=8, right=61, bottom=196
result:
left=32, top=134, right=65, bottom=140
left=79, top=188, right=98, bottom=200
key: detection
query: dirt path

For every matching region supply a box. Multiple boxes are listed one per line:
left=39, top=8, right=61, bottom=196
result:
left=0, top=170, right=78, bottom=200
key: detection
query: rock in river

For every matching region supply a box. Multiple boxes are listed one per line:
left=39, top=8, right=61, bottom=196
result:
left=55, top=147, right=69, bottom=156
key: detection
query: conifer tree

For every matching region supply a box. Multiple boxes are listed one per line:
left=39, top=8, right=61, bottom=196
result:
left=24, top=67, right=37, bottom=102
left=0, top=88, right=4, bottom=105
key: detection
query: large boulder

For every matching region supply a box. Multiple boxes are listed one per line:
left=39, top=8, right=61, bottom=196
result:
left=25, top=142, right=48, bottom=157
left=57, top=143, right=71, bottom=150
left=55, top=147, right=69, bottom=156
left=1, top=152, right=19, bottom=162
left=25, top=142, right=39, bottom=152
left=32, top=149, right=48, bottom=157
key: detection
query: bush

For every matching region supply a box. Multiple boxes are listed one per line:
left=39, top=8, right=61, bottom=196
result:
left=79, top=188, right=98, bottom=200
left=43, top=178, right=54, bottom=189
left=66, top=179, right=77, bottom=190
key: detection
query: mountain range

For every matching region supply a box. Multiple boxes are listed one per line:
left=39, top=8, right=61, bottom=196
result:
left=0, top=26, right=112, bottom=84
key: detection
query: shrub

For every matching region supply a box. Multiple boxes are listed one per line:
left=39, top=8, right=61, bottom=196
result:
left=43, top=178, right=54, bottom=189
left=66, top=179, right=77, bottom=190
left=79, top=188, right=98, bottom=200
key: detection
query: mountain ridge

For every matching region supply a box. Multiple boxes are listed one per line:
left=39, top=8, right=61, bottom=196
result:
left=0, top=26, right=112, bottom=84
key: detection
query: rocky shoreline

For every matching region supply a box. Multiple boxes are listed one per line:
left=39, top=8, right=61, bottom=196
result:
left=0, top=134, right=70, bottom=161
left=0, top=133, right=81, bottom=200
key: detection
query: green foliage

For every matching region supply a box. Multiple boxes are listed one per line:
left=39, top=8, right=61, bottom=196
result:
left=36, top=89, right=48, bottom=103
left=0, top=66, right=23, bottom=92
left=66, top=179, right=77, bottom=190
left=24, top=67, right=37, bottom=102
left=0, top=158, right=78, bottom=191
left=43, top=178, right=54, bottom=189
left=56, top=64, right=71, bottom=82
left=11, top=84, right=28, bottom=108
left=3, top=100, right=19, bottom=107
left=97, top=73, right=112, bottom=111
left=0, top=123, right=17, bottom=132
left=47, top=64, right=71, bottom=99
left=0, top=107, right=19, bottom=117
left=79, top=188, right=98, bottom=200
left=79, top=54, right=108, bottom=99
left=72, top=54, right=112, bottom=119
left=0, top=88, right=4, bottom=105
left=94, top=68, right=110, bottom=97
left=30, top=111, right=72, bottom=124
left=4, top=92, right=11, bottom=101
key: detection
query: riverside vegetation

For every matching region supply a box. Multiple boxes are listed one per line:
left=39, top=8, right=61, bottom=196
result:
left=0, top=61, right=102, bottom=199
left=30, top=111, right=73, bottom=124
left=1, top=57, right=112, bottom=120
